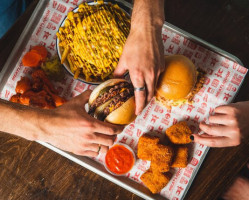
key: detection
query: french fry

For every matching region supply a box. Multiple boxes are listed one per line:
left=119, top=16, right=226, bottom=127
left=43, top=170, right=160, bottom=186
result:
left=61, top=46, right=70, bottom=64
left=57, top=2, right=130, bottom=81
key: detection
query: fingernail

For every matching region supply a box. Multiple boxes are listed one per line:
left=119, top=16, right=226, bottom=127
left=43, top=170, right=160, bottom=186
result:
left=190, top=135, right=194, bottom=141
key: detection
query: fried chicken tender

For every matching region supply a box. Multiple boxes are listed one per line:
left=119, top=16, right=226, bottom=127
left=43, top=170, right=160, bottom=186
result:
left=151, top=144, right=174, bottom=172
left=165, top=121, right=192, bottom=144
left=141, top=169, right=171, bottom=194
left=15, top=77, right=31, bottom=94
left=137, top=135, right=160, bottom=161
left=171, top=146, right=188, bottom=168
left=10, top=94, right=20, bottom=103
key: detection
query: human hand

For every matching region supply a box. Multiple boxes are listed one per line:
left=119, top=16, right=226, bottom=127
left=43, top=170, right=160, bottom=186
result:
left=193, top=101, right=249, bottom=147
left=222, top=176, right=249, bottom=200
left=114, top=28, right=164, bottom=115
left=39, top=90, right=124, bottom=157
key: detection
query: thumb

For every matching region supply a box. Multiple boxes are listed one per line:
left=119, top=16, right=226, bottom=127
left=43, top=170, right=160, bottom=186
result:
left=114, top=61, right=127, bottom=78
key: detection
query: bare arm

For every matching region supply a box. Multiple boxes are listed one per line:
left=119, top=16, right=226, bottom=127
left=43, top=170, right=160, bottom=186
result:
left=0, top=98, right=43, bottom=140
left=0, top=90, right=123, bottom=156
left=115, top=0, right=165, bottom=114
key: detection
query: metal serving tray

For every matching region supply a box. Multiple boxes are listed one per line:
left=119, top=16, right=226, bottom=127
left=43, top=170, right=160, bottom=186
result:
left=0, top=1, right=246, bottom=200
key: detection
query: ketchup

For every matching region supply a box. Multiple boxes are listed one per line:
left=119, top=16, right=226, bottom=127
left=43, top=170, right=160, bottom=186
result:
left=105, top=144, right=135, bottom=175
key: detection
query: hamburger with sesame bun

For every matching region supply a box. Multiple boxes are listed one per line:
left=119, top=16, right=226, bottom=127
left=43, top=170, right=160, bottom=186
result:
left=88, top=79, right=136, bottom=125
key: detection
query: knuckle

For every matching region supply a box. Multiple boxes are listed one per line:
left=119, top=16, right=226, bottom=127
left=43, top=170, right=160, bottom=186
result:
left=82, top=120, right=94, bottom=130
left=230, top=117, right=239, bottom=127
left=80, top=143, right=87, bottom=149
left=209, top=139, right=217, bottom=147
left=107, top=127, right=116, bottom=135
left=230, top=107, right=238, bottom=116
left=84, top=133, right=95, bottom=141
left=204, top=125, right=212, bottom=134
left=231, top=127, right=241, bottom=137
left=106, top=138, right=114, bottom=146
left=134, top=69, right=143, bottom=78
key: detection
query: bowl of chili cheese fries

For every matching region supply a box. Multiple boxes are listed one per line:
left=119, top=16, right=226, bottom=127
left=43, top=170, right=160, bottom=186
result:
left=56, top=1, right=130, bottom=84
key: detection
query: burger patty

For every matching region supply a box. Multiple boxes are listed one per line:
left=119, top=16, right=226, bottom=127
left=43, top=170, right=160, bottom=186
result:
left=103, top=87, right=134, bottom=117
left=89, top=81, right=133, bottom=114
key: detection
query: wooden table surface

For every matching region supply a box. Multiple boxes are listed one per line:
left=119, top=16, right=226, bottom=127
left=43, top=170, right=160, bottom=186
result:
left=1, top=0, right=249, bottom=199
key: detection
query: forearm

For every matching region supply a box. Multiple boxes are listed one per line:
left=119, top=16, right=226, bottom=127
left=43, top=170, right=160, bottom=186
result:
left=131, top=0, right=164, bottom=33
left=0, top=99, right=45, bottom=141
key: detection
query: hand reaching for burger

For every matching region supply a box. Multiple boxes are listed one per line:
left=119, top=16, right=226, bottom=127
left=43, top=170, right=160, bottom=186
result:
left=114, top=0, right=165, bottom=115
left=193, top=101, right=249, bottom=147
left=38, top=90, right=123, bottom=157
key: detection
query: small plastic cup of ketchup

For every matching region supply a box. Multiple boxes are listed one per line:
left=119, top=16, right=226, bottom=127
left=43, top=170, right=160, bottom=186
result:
left=104, top=143, right=136, bottom=176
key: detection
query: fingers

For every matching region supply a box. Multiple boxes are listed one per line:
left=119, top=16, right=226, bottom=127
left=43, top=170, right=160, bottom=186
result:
left=93, top=133, right=116, bottom=147
left=83, top=143, right=109, bottom=154
left=74, top=143, right=109, bottom=157
left=79, top=151, right=99, bottom=157
left=144, top=75, right=155, bottom=103
left=208, top=114, right=228, bottom=125
left=99, top=145, right=109, bottom=154
left=92, top=120, right=124, bottom=135
left=114, top=60, right=127, bottom=77
left=199, top=122, right=236, bottom=137
left=134, top=90, right=146, bottom=115
left=130, top=72, right=146, bottom=115
left=214, top=105, right=236, bottom=114
left=192, top=134, right=233, bottom=147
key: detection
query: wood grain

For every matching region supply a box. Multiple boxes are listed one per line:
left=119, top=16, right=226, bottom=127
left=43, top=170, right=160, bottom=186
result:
left=0, top=0, right=249, bottom=200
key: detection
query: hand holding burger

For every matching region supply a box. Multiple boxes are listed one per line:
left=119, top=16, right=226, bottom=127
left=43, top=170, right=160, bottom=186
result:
left=38, top=90, right=124, bottom=157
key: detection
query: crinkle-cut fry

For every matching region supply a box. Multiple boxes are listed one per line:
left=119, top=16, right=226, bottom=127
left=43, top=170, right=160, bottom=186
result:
left=61, top=46, right=70, bottom=64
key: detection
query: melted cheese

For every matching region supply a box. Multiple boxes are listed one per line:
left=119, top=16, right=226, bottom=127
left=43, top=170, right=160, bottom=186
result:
left=57, top=2, right=130, bottom=81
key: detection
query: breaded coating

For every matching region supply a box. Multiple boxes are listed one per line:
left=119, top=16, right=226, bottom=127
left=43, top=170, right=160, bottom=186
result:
left=171, top=146, right=188, bottom=168
left=165, top=121, right=192, bottom=144
left=137, top=135, right=160, bottom=161
left=151, top=145, right=174, bottom=172
left=141, top=169, right=171, bottom=194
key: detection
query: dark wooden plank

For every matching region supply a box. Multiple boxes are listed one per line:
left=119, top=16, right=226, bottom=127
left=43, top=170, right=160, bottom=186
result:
left=0, top=0, right=249, bottom=200
left=0, top=132, right=141, bottom=200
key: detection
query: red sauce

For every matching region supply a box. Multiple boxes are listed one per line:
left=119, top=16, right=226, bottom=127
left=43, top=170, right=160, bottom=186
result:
left=105, top=144, right=135, bottom=175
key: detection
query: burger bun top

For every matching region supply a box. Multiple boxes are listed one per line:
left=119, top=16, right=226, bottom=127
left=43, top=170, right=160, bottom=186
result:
left=156, top=55, right=197, bottom=100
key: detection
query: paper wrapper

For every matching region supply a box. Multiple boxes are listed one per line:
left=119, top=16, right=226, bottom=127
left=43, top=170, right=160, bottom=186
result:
left=0, top=1, right=247, bottom=199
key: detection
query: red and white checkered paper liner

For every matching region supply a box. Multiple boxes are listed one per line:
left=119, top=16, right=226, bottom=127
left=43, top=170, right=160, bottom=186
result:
left=0, top=1, right=247, bottom=199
